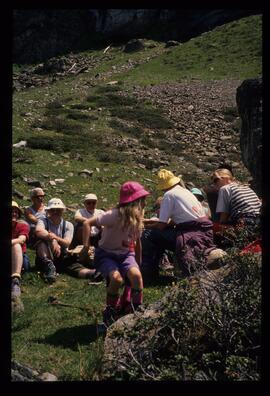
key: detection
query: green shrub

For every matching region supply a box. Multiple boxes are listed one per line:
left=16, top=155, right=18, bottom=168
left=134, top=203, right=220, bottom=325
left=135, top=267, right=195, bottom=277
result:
left=105, top=253, right=261, bottom=381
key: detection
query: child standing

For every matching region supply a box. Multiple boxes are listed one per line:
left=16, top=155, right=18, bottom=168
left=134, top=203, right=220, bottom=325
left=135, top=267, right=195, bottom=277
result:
left=80, top=181, right=150, bottom=326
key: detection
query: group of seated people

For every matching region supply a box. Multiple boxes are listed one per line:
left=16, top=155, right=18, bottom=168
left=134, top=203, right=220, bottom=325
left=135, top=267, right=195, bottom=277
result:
left=11, top=165, right=262, bottom=324
left=11, top=190, right=105, bottom=304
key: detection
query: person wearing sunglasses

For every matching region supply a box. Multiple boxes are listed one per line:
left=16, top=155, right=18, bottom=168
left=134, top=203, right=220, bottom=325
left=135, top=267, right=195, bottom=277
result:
left=24, top=188, right=46, bottom=247
left=35, top=198, right=74, bottom=283
left=72, top=193, right=105, bottom=248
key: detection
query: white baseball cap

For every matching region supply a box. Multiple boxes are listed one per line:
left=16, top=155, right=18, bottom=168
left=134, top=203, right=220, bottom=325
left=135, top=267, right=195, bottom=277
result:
left=84, top=193, right=97, bottom=202
left=46, top=198, right=66, bottom=210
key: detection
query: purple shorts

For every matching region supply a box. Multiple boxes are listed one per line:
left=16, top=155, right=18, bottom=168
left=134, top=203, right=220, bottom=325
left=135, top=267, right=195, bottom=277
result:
left=94, top=247, right=139, bottom=280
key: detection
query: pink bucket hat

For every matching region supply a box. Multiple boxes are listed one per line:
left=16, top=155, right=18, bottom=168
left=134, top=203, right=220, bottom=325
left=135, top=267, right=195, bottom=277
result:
left=119, top=181, right=150, bottom=205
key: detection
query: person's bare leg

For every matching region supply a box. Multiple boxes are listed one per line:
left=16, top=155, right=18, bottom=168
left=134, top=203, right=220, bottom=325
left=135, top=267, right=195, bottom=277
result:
left=126, top=267, right=143, bottom=310
left=77, top=268, right=96, bottom=278
left=12, top=243, right=23, bottom=277
left=36, top=242, right=52, bottom=260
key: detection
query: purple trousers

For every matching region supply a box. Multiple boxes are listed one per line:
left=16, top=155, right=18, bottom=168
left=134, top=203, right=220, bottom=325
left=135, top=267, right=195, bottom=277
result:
left=175, top=217, right=216, bottom=276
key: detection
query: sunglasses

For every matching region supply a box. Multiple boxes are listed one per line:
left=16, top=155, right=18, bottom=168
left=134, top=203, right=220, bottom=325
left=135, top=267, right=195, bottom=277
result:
left=35, top=195, right=45, bottom=198
left=85, top=200, right=97, bottom=204
left=213, top=176, right=227, bottom=184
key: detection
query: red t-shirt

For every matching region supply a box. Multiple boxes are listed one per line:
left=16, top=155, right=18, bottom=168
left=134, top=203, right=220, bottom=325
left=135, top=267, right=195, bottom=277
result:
left=12, top=221, right=29, bottom=253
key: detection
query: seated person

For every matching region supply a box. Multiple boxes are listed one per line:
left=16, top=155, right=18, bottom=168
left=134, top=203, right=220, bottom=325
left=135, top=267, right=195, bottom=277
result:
left=24, top=188, right=46, bottom=246
left=190, top=187, right=211, bottom=218
left=11, top=201, right=30, bottom=312
left=202, top=163, right=234, bottom=222
left=71, top=193, right=105, bottom=248
left=141, top=169, right=225, bottom=280
left=144, top=197, right=174, bottom=271
left=35, top=198, right=97, bottom=282
left=212, top=168, right=261, bottom=229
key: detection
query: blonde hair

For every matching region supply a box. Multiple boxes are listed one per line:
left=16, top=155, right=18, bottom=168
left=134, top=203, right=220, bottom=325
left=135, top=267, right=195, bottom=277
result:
left=117, top=198, right=145, bottom=234
left=213, top=168, right=235, bottom=181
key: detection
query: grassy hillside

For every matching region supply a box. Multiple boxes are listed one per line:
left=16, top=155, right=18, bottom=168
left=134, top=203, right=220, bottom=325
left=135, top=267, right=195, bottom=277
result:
left=119, top=15, right=262, bottom=84
left=12, top=15, right=262, bottom=381
left=12, top=15, right=262, bottom=217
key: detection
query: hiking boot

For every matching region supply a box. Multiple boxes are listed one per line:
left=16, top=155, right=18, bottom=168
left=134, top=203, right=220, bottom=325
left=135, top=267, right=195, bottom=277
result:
left=102, top=306, right=119, bottom=327
left=44, top=261, right=57, bottom=283
left=159, top=255, right=174, bottom=271
left=11, top=277, right=21, bottom=298
left=207, top=248, right=227, bottom=270
left=92, top=270, right=103, bottom=282
left=11, top=278, right=24, bottom=314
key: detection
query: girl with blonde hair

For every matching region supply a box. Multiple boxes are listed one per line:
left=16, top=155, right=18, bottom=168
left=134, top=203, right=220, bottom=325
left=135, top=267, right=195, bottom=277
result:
left=80, top=181, right=150, bottom=326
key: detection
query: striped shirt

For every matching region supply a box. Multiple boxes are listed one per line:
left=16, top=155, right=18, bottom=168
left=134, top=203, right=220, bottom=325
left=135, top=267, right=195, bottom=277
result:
left=216, top=182, right=261, bottom=222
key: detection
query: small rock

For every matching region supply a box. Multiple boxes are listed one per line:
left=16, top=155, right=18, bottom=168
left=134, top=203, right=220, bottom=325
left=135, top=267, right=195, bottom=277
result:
left=165, top=40, right=179, bottom=48
left=54, top=179, right=65, bottom=184
left=27, top=180, right=43, bottom=188
left=37, top=372, right=58, bottom=381
left=144, top=178, right=154, bottom=183
left=13, top=140, right=27, bottom=148
left=49, top=180, right=56, bottom=186
left=106, top=81, right=118, bottom=85
left=79, top=169, right=94, bottom=177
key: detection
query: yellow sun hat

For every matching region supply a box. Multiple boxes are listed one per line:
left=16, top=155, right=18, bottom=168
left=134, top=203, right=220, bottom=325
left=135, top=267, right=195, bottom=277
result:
left=157, top=169, right=181, bottom=191
left=12, top=201, right=23, bottom=216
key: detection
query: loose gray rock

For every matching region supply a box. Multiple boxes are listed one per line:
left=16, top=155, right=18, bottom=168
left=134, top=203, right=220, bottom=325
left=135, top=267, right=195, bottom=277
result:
left=11, top=361, right=58, bottom=382
left=13, top=140, right=27, bottom=148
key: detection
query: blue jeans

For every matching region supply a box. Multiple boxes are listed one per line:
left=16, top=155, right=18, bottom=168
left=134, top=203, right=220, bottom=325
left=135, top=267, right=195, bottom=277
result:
left=22, top=253, right=31, bottom=272
left=141, top=228, right=177, bottom=275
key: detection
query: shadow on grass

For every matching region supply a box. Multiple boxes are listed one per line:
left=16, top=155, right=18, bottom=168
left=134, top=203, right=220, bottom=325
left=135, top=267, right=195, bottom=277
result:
left=34, top=324, right=100, bottom=351
left=144, top=273, right=177, bottom=287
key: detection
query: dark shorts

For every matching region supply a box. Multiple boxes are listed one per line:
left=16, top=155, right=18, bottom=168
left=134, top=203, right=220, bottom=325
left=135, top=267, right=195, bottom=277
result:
left=63, top=261, right=87, bottom=277
left=94, top=247, right=139, bottom=279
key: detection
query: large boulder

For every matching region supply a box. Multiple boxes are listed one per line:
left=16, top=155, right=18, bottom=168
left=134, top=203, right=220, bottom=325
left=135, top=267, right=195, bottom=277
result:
left=101, top=264, right=232, bottom=380
left=101, top=252, right=261, bottom=381
left=236, top=78, right=262, bottom=196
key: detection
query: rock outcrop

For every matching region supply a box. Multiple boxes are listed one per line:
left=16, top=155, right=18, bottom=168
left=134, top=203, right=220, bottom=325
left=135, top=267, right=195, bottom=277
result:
left=11, top=360, right=58, bottom=381
left=101, top=264, right=233, bottom=380
left=13, top=9, right=259, bottom=64
left=236, top=78, right=262, bottom=196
